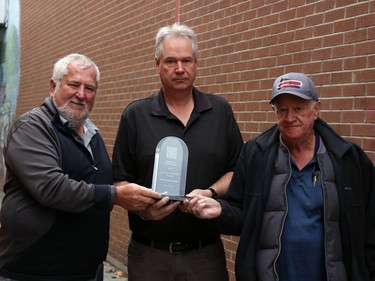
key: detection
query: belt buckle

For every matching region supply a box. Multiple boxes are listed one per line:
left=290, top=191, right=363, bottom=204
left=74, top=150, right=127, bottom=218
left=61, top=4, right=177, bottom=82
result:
left=169, top=242, right=187, bottom=253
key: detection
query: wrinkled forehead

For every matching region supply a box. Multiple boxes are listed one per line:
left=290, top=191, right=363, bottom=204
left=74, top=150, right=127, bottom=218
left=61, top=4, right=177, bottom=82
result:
left=65, top=63, right=97, bottom=80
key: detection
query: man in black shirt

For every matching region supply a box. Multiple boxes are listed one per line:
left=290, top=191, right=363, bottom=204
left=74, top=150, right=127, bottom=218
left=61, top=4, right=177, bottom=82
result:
left=112, top=23, right=243, bottom=280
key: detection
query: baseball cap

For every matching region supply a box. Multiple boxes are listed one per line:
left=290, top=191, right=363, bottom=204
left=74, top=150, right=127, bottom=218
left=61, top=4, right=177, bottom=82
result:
left=270, top=72, right=319, bottom=104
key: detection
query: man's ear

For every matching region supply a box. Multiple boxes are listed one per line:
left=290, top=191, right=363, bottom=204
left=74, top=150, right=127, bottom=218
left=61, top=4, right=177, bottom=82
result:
left=155, top=58, right=160, bottom=74
left=49, top=79, right=56, bottom=96
left=313, top=100, right=321, bottom=120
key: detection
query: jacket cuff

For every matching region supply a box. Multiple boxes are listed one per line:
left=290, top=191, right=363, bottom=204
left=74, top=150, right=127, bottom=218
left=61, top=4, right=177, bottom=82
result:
left=94, top=184, right=116, bottom=211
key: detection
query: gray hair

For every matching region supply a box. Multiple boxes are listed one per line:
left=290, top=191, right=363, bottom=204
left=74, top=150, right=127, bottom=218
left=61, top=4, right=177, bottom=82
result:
left=155, top=23, right=198, bottom=60
left=51, top=53, right=100, bottom=88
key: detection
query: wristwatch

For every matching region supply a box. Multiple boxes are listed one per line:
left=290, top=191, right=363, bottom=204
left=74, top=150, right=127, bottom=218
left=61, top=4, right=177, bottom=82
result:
left=208, top=187, right=218, bottom=199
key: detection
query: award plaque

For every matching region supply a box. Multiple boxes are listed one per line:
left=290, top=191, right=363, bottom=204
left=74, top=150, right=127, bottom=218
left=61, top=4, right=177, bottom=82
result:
left=151, top=136, right=190, bottom=201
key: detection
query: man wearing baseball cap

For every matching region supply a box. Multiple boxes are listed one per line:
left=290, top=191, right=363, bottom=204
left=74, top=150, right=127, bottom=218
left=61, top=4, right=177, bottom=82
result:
left=185, top=72, right=375, bottom=280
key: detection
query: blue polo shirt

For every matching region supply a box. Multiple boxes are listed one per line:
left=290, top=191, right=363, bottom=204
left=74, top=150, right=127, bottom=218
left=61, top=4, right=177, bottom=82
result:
left=279, top=135, right=327, bottom=281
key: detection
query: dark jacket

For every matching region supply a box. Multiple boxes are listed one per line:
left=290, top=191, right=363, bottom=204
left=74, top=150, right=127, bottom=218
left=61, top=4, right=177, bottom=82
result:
left=0, top=97, right=115, bottom=280
left=217, top=118, right=375, bottom=281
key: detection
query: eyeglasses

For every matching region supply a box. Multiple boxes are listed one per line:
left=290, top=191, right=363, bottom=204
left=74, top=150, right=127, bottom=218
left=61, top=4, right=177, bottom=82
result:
left=163, top=57, right=195, bottom=68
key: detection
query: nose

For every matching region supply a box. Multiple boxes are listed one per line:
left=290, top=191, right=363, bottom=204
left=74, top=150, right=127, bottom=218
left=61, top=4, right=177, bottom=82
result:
left=175, top=61, right=185, bottom=72
left=76, top=85, right=86, bottom=99
left=284, top=109, right=296, bottom=122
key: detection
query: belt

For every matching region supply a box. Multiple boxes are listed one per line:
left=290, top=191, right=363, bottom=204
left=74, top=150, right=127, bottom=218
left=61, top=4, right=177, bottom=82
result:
left=131, top=234, right=219, bottom=254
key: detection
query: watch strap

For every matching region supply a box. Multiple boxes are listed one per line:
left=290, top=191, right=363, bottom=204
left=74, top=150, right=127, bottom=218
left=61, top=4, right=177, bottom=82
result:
left=208, top=187, right=218, bottom=199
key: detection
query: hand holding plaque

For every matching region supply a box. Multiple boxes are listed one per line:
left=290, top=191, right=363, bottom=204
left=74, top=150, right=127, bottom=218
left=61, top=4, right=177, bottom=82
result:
left=151, top=136, right=190, bottom=201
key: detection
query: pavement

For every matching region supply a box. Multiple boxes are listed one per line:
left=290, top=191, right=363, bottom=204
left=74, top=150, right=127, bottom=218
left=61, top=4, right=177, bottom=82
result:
left=0, top=188, right=127, bottom=280
left=103, top=261, right=127, bottom=281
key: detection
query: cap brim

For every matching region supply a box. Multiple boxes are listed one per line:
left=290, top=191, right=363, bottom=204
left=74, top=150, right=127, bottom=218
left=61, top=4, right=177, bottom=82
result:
left=269, top=91, right=314, bottom=104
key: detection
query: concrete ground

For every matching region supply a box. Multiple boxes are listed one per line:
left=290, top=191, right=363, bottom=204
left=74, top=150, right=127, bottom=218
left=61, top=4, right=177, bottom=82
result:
left=0, top=188, right=127, bottom=280
left=103, top=261, right=127, bottom=281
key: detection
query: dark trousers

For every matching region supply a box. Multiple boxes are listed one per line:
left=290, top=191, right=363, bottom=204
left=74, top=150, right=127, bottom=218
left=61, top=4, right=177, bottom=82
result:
left=96, top=263, right=103, bottom=281
left=128, top=238, right=229, bottom=281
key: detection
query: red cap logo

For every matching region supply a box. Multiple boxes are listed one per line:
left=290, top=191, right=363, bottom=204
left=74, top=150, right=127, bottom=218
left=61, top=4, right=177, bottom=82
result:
left=277, top=80, right=302, bottom=90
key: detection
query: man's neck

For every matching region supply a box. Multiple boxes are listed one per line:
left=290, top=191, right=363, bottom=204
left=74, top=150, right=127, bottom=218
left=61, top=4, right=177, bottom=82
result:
left=282, top=133, right=316, bottom=170
left=163, top=90, right=194, bottom=126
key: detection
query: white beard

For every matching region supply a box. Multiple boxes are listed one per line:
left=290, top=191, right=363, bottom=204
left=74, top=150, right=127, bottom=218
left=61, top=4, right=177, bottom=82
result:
left=52, top=95, right=89, bottom=127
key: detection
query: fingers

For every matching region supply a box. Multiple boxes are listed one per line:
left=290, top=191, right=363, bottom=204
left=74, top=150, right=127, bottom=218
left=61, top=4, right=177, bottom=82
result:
left=139, top=186, right=162, bottom=200
left=143, top=196, right=180, bottom=220
left=185, top=189, right=211, bottom=198
left=182, top=196, right=221, bottom=219
left=181, top=196, right=199, bottom=214
left=115, top=184, right=160, bottom=211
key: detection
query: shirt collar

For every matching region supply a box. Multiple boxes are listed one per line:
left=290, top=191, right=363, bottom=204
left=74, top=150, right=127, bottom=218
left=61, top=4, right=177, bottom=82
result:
left=59, top=115, right=98, bottom=135
left=150, top=87, right=213, bottom=117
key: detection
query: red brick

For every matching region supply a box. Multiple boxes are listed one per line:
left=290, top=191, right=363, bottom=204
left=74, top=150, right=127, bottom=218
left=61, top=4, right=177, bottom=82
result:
left=344, top=57, right=367, bottom=70
left=323, top=34, right=344, bottom=47
left=355, top=41, right=375, bottom=56
left=345, top=29, right=367, bottom=44
left=356, top=14, right=375, bottom=28
left=322, top=59, right=342, bottom=72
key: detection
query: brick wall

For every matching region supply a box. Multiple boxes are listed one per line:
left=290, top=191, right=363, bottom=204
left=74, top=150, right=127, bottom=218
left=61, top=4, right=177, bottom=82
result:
left=18, top=1, right=375, bottom=280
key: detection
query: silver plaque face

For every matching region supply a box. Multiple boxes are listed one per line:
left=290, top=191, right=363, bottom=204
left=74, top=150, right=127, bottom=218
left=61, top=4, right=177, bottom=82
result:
left=151, top=136, right=189, bottom=201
